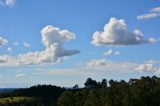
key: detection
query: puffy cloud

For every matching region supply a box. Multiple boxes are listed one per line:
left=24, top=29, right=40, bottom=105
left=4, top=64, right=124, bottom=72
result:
left=24, top=42, right=31, bottom=48
left=135, top=60, right=159, bottom=73
left=0, top=25, right=79, bottom=67
left=137, top=7, right=160, bottom=20
left=137, top=13, right=159, bottom=20
left=148, top=37, right=158, bottom=43
left=0, top=0, right=16, bottom=7
left=135, top=64, right=154, bottom=72
left=0, top=56, right=8, bottom=63
left=91, top=18, right=157, bottom=46
left=103, top=49, right=120, bottom=56
left=15, top=74, right=26, bottom=79
left=17, top=25, right=80, bottom=65
left=41, top=25, right=79, bottom=57
left=0, top=55, right=17, bottom=67
left=0, top=37, right=8, bottom=47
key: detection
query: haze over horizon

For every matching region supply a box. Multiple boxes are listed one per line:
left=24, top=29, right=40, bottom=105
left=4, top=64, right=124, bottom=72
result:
left=0, top=0, right=160, bottom=88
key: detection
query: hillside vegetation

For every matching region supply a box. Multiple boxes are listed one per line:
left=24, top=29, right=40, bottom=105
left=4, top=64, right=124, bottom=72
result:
left=0, top=76, right=160, bottom=106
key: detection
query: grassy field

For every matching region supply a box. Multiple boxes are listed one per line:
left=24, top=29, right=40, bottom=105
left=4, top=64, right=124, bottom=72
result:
left=0, top=97, right=33, bottom=105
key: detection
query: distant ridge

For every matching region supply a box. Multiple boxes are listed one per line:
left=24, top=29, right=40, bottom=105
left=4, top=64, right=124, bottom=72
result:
left=0, top=88, right=15, bottom=93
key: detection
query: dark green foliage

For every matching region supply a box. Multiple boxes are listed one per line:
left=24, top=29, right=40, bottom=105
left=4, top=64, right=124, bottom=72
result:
left=0, top=84, right=65, bottom=106
left=1, top=76, right=160, bottom=106
left=58, top=76, right=160, bottom=106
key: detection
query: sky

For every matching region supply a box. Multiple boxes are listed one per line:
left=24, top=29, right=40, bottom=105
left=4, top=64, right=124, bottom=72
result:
left=0, top=0, right=160, bottom=88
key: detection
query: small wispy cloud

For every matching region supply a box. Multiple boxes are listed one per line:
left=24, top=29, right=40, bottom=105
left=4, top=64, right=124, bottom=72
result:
left=86, top=58, right=160, bottom=74
left=15, top=74, right=26, bottom=79
left=0, top=0, right=16, bottom=7
left=0, top=37, right=8, bottom=47
left=23, top=42, right=31, bottom=48
left=137, top=13, right=159, bottom=20
left=103, top=49, right=120, bottom=56
left=137, top=7, right=160, bottom=20
left=151, top=7, right=160, bottom=13
left=14, top=42, right=19, bottom=46
left=7, top=47, right=12, bottom=53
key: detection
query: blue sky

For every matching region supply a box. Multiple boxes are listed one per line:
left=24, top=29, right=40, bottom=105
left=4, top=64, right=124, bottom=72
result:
left=0, top=0, right=160, bottom=88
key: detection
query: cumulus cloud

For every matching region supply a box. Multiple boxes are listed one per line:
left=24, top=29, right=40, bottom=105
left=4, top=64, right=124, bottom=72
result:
left=24, top=42, right=31, bottom=48
left=135, top=60, right=159, bottom=73
left=137, top=7, right=160, bottom=20
left=15, top=74, right=26, bottom=79
left=103, top=49, right=120, bottom=56
left=0, top=37, right=8, bottom=47
left=91, top=18, right=157, bottom=46
left=0, top=0, right=16, bottom=7
left=0, top=55, right=17, bottom=67
left=0, top=25, right=80, bottom=67
left=135, top=64, right=154, bottom=72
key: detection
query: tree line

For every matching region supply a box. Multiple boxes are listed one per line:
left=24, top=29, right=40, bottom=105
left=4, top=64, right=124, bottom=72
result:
left=58, top=76, right=160, bottom=106
left=0, top=76, right=160, bottom=106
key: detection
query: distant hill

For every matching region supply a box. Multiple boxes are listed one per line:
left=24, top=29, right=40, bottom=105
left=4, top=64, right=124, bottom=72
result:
left=0, top=88, right=15, bottom=93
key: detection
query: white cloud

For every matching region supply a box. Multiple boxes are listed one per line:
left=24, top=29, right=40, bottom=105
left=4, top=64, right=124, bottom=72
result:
left=7, top=47, right=12, bottom=52
left=86, top=58, right=110, bottom=67
left=148, top=37, right=158, bottom=43
left=0, top=55, right=17, bottom=67
left=0, top=25, right=80, bottom=67
left=91, top=18, right=157, bottom=46
left=135, top=64, right=154, bottom=72
left=86, top=58, right=138, bottom=72
left=135, top=60, right=159, bottom=73
left=115, top=51, right=120, bottom=55
left=0, top=37, right=8, bottom=47
left=0, top=55, right=8, bottom=63
left=15, top=74, right=26, bottom=79
left=137, top=7, right=160, bottom=20
left=24, top=42, right=31, bottom=48
left=137, top=13, right=159, bottom=20
left=151, top=7, right=160, bottom=13
left=33, top=59, right=160, bottom=78
left=86, top=58, right=160, bottom=74
left=103, top=49, right=113, bottom=55
left=103, top=49, right=120, bottom=56
left=0, top=0, right=16, bottom=7
left=14, top=42, right=19, bottom=46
